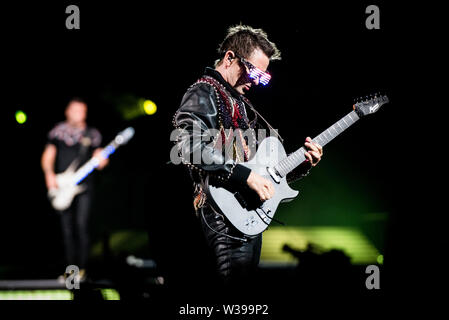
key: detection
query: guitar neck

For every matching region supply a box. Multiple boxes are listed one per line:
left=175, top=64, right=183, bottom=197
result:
left=274, top=110, right=360, bottom=177
left=73, top=141, right=118, bottom=185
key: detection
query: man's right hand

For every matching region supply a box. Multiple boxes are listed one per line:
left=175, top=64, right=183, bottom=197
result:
left=246, top=171, right=275, bottom=201
left=45, top=171, right=58, bottom=190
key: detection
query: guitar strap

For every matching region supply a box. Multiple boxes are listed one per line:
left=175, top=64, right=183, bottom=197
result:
left=242, top=97, right=284, bottom=144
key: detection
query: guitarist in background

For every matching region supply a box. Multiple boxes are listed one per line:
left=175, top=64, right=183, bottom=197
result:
left=41, top=97, right=108, bottom=280
left=172, top=25, right=323, bottom=288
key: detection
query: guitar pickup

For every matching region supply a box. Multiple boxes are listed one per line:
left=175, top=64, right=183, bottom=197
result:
left=267, top=167, right=281, bottom=183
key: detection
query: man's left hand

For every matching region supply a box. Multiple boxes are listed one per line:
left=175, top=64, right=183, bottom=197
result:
left=304, top=136, right=323, bottom=167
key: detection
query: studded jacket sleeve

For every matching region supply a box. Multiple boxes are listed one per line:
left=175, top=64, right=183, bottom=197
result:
left=173, top=83, right=251, bottom=186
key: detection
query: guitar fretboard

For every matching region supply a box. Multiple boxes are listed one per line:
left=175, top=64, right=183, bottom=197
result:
left=274, top=110, right=360, bottom=177
left=73, top=143, right=117, bottom=185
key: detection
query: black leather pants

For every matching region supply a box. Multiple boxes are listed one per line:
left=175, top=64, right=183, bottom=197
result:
left=199, top=203, right=262, bottom=285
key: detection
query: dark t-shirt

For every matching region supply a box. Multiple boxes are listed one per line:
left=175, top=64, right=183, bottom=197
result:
left=47, top=122, right=102, bottom=176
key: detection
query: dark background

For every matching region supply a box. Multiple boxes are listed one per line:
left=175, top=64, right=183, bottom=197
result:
left=0, top=0, right=435, bottom=307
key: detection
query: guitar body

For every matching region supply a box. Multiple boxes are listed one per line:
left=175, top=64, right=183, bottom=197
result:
left=203, top=94, right=388, bottom=237
left=206, top=136, right=299, bottom=236
left=48, top=167, right=86, bottom=211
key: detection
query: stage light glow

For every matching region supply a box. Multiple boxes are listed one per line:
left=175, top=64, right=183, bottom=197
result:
left=260, top=226, right=381, bottom=265
left=15, top=110, right=27, bottom=124
left=0, top=290, right=73, bottom=300
left=0, top=288, right=119, bottom=300
left=377, top=254, right=384, bottom=265
left=115, top=95, right=157, bottom=120
left=143, top=100, right=157, bottom=115
left=101, top=288, right=120, bottom=300
left=90, top=230, right=150, bottom=257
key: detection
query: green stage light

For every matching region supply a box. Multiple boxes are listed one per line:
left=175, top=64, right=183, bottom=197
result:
left=15, top=110, right=27, bottom=124
left=260, top=226, right=381, bottom=265
left=101, top=288, right=120, bottom=300
left=143, top=100, right=157, bottom=115
left=90, top=230, right=149, bottom=258
left=115, top=96, right=157, bottom=120
left=0, top=290, right=73, bottom=300
left=377, top=254, right=384, bottom=265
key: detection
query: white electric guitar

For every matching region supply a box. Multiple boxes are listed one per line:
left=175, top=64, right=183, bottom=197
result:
left=48, top=127, right=135, bottom=211
left=205, top=95, right=389, bottom=236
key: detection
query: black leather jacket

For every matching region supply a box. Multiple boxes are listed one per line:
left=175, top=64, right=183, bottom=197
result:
left=172, top=68, right=310, bottom=193
left=173, top=68, right=253, bottom=187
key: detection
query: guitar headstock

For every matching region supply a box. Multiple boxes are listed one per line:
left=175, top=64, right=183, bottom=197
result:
left=354, top=94, right=389, bottom=117
left=115, top=127, right=135, bottom=145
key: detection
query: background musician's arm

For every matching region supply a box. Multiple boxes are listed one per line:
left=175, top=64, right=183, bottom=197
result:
left=41, top=144, right=58, bottom=190
left=93, top=148, right=109, bottom=170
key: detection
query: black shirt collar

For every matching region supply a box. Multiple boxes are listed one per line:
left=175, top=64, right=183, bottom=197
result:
left=204, top=67, right=243, bottom=100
